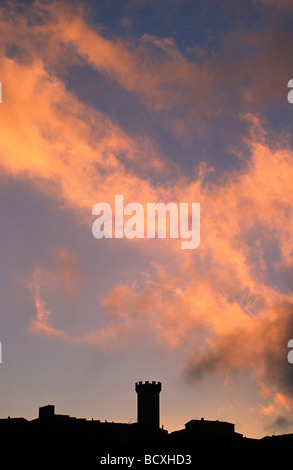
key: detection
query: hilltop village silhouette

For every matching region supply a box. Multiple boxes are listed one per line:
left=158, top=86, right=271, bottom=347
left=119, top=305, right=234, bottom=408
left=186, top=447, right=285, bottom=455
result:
left=1, top=381, right=293, bottom=463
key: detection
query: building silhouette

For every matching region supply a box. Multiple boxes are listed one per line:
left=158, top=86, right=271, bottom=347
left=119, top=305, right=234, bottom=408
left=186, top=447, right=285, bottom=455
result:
left=1, top=380, right=293, bottom=463
left=135, top=381, right=161, bottom=429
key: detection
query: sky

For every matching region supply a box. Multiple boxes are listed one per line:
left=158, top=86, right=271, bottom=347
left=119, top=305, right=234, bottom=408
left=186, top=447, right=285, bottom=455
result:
left=0, top=0, right=293, bottom=439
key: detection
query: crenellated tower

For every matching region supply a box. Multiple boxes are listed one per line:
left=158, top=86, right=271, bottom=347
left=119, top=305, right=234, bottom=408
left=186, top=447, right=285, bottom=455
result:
left=135, top=381, right=161, bottom=428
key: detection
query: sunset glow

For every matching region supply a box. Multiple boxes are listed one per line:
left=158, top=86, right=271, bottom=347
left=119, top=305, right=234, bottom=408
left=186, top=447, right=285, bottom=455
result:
left=1, top=0, right=293, bottom=440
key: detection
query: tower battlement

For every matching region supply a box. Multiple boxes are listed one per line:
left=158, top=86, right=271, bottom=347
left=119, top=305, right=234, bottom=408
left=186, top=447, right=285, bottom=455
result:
left=135, top=381, right=161, bottom=393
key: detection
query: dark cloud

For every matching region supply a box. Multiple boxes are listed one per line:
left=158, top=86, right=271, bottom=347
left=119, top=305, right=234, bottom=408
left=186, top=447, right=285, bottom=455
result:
left=184, top=300, right=293, bottom=400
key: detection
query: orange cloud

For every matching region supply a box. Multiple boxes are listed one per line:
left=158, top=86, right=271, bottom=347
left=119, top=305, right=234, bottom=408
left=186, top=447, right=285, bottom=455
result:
left=29, top=266, right=148, bottom=350
left=0, top=49, right=163, bottom=215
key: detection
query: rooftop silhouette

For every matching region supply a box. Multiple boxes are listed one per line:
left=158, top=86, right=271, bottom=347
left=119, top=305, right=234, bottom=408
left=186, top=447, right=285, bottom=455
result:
left=1, top=381, right=293, bottom=463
